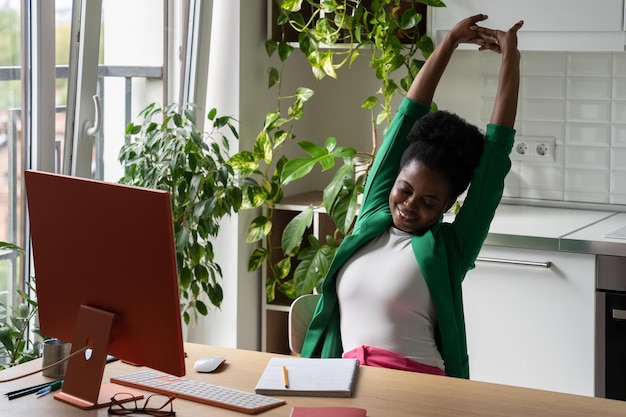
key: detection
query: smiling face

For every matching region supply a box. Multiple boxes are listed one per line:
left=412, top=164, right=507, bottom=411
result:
left=389, top=160, right=454, bottom=235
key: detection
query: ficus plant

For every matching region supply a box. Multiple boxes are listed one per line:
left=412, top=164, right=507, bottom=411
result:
left=119, top=103, right=242, bottom=324
left=231, top=0, right=444, bottom=303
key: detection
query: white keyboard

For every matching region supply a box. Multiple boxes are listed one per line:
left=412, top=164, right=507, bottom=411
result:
left=111, top=370, right=286, bottom=414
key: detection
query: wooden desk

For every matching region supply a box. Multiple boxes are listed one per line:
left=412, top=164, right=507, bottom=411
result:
left=1, top=342, right=624, bottom=416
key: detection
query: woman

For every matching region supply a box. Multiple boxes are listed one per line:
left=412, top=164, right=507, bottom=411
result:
left=300, top=14, right=523, bottom=379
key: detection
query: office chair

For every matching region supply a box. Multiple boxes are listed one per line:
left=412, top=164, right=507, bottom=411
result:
left=288, top=293, right=321, bottom=354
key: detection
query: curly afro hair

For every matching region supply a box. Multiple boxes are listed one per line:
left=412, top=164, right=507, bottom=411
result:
left=400, top=110, right=485, bottom=199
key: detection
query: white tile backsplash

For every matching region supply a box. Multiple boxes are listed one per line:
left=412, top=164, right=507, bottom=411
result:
left=522, top=52, right=566, bottom=76
left=565, top=191, right=609, bottom=204
left=567, top=53, right=612, bottom=76
left=481, top=75, right=499, bottom=98
left=567, top=77, right=612, bottom=100
left=566, top=123, right=611, bottom=146
left=567, top=100, right=611, bottom=123
left=612, top=101, right=626, bottom=122
left=611, top=148, right=626, bottom=170
left=520, top=163, right=564, bottom=190
left=565, top=146, right=610, bottom=169
left=612, top=78, right=626, bottom=99
left=613, top=54, right=626, bottom=75
left=565, top=168, right=609, bottom=192
left=611, top=171, right=626, bottom=194
left=522, top=99, right=566, bottom=122
left=483, top=52, right=626, bottom=208
left=481, top=52, right=502, bottom=75
left=521, top=121, right=565, bottom=144
left=521, top=189, right=565, bottom=201
left=612, top=124, right=626, bottom=147
left=480, top=97, right=495, bottom=121
left=610, top=194, right=626, bottom=205
left=523, top=76, right=566, bottom=99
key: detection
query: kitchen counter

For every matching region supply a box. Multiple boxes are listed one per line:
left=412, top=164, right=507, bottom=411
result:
left=482, top=204, right=615, bottom=251
left=458, top=203, right=624, bottom=254
left=561, top=212, right=626, bottom=256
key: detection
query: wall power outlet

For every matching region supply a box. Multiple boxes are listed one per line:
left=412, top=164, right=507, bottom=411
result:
left=511, top=136, right=556, bottom=162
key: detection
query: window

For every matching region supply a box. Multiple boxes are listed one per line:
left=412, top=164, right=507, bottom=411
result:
left=0, top=0, right=185, bottom=365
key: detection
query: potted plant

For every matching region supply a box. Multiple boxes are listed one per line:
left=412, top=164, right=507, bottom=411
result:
left=118, top=103, right=242, bottom=324
left=231, top=0, right=444, bottom=304
left=0, top=242, right=43, bottom=369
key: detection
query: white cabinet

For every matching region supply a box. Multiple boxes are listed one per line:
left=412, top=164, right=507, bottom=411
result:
left=429, top=0, right=625, bottom=51
left=462, top=245, right=595, bottom=396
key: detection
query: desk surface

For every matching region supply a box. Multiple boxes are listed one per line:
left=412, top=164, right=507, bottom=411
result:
left=1, top=342, right=625, bottom=416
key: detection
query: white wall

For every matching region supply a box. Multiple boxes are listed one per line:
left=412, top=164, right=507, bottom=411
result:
left=186, top=0, right=270, bottom=351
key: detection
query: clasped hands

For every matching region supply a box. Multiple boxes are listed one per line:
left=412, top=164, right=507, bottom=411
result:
left=448, top=14, right=524, bottom=54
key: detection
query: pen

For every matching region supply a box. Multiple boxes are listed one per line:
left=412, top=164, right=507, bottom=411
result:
left=282, top=365, right=289, bottom=389
left=5, top=381, right=53, bottom=397
left=6, top=379, right=63, bottom=400
left=36, top=380, right=63, bottom=398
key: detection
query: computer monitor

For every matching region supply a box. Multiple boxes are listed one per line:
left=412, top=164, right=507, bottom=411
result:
left=24, top=170, right=186, bottom=409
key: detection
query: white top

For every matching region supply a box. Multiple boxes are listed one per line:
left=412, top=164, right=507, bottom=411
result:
left=336, top=226, right=444, bottom=370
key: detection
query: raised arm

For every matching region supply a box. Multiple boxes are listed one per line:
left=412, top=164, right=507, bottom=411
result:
left=473, top=21, right=524, bottom=127
left=450, top=20, right=523, bottom=269
left=408, top=14, right=490, bottom=105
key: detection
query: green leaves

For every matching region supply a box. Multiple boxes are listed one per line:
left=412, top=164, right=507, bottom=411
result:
left=119, top=103, right=241, bottom=324
left=247, top=216, right=272, bottom=244
left=281, top=137, right=356, bottom=185
left=0, top=273, right=43, bottom=370
left=323, top=156, right=368, bottom=234
left=419, top=0, right=446, bottom=7
left=293, top=235, right=336, bottom=296
left=282, top=206, right=314, bottom=256
left=280, top=0, right=303, bottom=13
left=0, top=242, right=23, bottom=253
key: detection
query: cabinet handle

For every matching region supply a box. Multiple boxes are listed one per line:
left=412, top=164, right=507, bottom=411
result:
left=476, top=257, right=552, bottom=269
left=613, top=309, right=626, bottom=320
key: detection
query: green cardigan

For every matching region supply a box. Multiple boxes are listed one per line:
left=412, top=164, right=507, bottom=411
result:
left=300, top=97, right=515, bottom=379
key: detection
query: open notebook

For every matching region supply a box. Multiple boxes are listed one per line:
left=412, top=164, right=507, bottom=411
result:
left=254, top=357, right=359, bottom=397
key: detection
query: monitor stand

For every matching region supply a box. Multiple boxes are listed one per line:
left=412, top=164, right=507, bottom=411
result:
left=53, top=305, right=143, bottom=409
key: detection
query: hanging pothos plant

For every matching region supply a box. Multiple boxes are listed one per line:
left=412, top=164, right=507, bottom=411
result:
left=230, top=0, right=444, bottom=303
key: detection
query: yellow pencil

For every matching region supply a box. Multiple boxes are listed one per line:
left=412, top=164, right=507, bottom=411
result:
left=282, top=365, right=289, bottom=388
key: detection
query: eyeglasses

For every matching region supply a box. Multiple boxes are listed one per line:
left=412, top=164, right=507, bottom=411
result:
left=108, top=393, right=176, bottom=416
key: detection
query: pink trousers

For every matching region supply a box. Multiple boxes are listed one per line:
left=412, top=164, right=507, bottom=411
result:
left=342, top=345, right=446, bottom=376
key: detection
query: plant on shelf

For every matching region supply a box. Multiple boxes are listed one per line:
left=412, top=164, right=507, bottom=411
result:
left=118, top=103, right=242, bottom=324
left=230, top=0, right=444, bottom=304
left=0, top=242, right=43, bottom=369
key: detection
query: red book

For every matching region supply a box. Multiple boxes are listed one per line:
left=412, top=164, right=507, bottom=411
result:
left=290, top=407, right=367, bottom=417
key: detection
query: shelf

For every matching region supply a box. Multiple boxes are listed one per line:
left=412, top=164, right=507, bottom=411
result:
left=261, top=191, right=337, bottom=354
left=275, top=191, right=324, bottom=211
left=266, top=304, right=290, bottom=313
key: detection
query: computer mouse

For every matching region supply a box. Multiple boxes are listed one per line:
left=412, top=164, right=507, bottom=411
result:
left=193, top=356, right=226, bottom=373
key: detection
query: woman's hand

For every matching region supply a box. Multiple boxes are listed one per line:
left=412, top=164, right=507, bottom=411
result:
left=471, top=20, right=525, bottom=55
left=446, top=14, right=490, bottom=47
